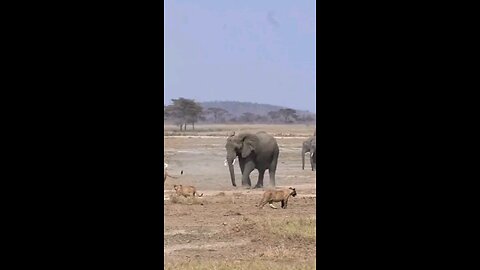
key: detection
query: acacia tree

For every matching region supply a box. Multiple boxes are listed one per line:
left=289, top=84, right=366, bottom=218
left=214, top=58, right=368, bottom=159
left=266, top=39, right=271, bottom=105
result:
left=268, top=111, right=281, bottom=123
left=239, top=112, right=257, bottom=123
left=206, top=107, right=229, bottom=123
left=278, top=108, right=298, bottom=123
left=185, top=102, right=204, bottom=130
left=164, top=98, right=203, bottom=131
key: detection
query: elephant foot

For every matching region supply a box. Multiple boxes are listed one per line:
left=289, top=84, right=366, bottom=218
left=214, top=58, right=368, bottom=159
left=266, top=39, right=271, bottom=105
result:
left=253, top=185, right=263, bottom=189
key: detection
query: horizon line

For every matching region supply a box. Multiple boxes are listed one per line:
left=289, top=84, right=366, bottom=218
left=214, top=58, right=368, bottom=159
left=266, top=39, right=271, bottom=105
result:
left=164, top=99, right=316, bottom=113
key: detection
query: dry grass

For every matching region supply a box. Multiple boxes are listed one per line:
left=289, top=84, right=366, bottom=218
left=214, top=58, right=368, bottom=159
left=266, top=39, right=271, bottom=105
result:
left=236, top=216, right=316, bottom=243
left=169, top=195, right=205, bottom=205
left=164, top=124, right=315, bottom=137
left=164, top=259, right=316, bottom=270
left=264, top=217, right=316, bottom=241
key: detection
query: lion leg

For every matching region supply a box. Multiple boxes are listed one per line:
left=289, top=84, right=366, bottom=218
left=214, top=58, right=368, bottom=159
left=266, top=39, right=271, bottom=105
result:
left=258, top=200, right=268, bottom=209
left=269, top=203, right=277, bottom=209
left=268, top=200, right=277, bottom=209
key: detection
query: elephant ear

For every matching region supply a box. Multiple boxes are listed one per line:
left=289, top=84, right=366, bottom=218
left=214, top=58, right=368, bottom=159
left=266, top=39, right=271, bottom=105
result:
left=240, top=134, right=257, bottom=158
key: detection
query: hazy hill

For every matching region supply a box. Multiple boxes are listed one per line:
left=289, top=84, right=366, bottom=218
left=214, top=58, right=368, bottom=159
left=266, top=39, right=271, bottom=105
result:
left=200, top=101, right=315, bottom=117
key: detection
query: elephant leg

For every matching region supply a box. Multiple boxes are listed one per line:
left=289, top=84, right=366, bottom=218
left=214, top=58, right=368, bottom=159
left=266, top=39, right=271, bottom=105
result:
left=310, top=155, right=315, bottom=171
left=239, top=158, right=245, bottom=175
left=268, top=159, right=278, bottom=187
left=302, top=147, right=306, bottom=170
left=267, top=147, right=279, bottom=187
left=254, top=169, right=266, bottom=189
left=242, top=162, right=255, bottom=188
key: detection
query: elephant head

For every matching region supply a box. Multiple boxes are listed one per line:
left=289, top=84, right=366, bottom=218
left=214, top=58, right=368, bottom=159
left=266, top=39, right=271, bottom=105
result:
left=302, top=136, right=316, bottom=171
left=225, top=132, right=259, bottom=187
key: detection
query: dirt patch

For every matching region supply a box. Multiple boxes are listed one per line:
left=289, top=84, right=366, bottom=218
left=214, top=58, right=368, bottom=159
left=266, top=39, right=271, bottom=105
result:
left=164, top=124, right=316, bottom=269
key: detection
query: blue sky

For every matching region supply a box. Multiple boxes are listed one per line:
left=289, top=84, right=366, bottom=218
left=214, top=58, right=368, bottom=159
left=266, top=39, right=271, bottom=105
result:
left=164, top=0, right=316, bottom=113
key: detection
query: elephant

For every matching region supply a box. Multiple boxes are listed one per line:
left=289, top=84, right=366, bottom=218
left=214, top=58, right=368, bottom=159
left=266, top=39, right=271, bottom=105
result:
left=225, top=131, right=279, bottom=188
left=164, top=162, right=183, bottom=183
left=302, top=136, right=316, bottom=171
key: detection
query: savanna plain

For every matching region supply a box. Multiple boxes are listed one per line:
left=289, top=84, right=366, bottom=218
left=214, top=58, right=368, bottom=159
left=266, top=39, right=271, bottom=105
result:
left=164, top=124, right=317, bottom=269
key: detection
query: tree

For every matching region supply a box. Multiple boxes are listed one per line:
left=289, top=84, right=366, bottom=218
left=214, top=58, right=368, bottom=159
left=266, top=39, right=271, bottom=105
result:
left=239, top=112, right=257, bottom=123
left=164, top=98, right=204, bottom=131
left=206, top=107, right=229, bottom=123
left=268, top=111, right=281, bottom=123
left=185, top=102, right=204, bottom=130
left=278, top=108, right=298, bottom=123
left=255, top=114, right=269, bottom=123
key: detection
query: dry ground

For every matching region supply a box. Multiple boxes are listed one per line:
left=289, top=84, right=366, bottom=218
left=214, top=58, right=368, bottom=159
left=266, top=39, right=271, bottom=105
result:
left=164, top=124, right=316, bottom=269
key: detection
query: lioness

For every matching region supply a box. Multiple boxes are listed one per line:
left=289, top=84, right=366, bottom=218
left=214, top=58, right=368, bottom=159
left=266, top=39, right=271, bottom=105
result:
left=173, top=184, right=203, bottom=198
left=257, top=187, right=297, bottom=209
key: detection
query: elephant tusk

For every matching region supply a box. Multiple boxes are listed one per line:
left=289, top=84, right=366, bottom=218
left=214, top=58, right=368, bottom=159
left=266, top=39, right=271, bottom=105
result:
left=224, top=158, right=236, bottom=167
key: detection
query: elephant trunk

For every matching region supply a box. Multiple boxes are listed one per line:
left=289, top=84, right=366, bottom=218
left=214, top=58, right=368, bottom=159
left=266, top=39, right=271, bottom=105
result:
left=228, top=162, right=236, bottom=187
left=302, top=148, right=306, bottom=170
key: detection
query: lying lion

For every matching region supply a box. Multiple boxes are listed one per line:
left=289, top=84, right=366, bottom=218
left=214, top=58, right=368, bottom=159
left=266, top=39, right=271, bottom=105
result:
left=257, top=187, right=297, bottom=209
left=173, top=184, right=203, bottom=198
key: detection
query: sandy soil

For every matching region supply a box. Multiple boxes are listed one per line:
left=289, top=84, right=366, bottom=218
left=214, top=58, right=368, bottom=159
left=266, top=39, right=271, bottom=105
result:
left=164, top=125, right=316, bottom=269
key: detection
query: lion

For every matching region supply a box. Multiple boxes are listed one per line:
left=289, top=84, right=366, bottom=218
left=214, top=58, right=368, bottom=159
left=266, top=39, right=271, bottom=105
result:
left=173, top=184, right=203, bottom=198
left=257, top=187, right=297, bottom=209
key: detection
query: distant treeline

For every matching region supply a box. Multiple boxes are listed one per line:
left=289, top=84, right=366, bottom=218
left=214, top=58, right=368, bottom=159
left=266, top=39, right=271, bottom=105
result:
left=164, top=98, right=316, bottom=131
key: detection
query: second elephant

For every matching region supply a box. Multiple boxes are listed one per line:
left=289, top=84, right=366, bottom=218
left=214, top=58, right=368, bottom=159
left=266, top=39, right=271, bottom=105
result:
left=302, top=136, right=316, bottom=171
